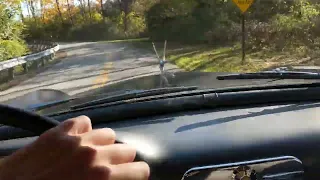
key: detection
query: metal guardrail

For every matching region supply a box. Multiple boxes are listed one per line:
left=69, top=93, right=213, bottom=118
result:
left=0, top=44, right=59, bottom=71
left=0, top=43, right=60, bottom=81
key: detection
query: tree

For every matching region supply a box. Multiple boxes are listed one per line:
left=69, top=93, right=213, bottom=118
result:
left=55, top=0, right=63, bottom=22
left=78, top=0, right=87, bottom=19
left=40, top=0, right=44, bottom=21
left=66, top=0, right=74, bottom=24
left=0, top=0, right=27, bottom=61
left=27, top=0, right=36, bottom=19
left=87, top=0, right=92, bottom=19
left=114, top=0, right=134, bottom=32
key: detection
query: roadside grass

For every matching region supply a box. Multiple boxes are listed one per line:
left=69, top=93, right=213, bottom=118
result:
left=128, top=41, right=318, bottom=72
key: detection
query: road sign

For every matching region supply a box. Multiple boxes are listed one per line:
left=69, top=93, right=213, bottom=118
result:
left=232, top=0, right=254, bottom=63
left=232, top=0, right=254, bottom=13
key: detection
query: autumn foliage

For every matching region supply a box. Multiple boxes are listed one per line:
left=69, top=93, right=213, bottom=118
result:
left=2, top=0, right=320, bottom=62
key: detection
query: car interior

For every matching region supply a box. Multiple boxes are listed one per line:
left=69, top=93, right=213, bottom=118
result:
left=0, top=82, right=320, bottom=179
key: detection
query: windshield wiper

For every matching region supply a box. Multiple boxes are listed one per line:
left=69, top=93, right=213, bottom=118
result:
left=51, top=83, right=320, bottom=124
left=217, top=71, right=320, bottom=80
left=27, top=98, right=76, bottom=111
left=71, top=86, right=198, bottom=109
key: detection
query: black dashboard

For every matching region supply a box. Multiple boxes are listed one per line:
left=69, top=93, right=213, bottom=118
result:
left=105, top=102, right=320, bottom=179
left=1, top=101, right=320, bottom=179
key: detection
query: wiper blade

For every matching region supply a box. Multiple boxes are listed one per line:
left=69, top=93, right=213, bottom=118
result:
left=51, top=82, right=320, bottom=124
left=217, top=71, right=320, bottom=80
left=71, top=86, right=198, bottom=109
left=28, top=98, right=76, bottom=111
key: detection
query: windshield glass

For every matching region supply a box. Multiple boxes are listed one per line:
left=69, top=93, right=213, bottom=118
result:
left=1, top=0, right=320, bottom=109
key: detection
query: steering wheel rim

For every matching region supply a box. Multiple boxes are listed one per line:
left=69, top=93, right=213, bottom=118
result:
left=0, top=104, right=60, bottom=135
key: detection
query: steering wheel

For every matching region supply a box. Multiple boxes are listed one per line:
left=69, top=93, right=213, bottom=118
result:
left=0, top=104, right=60, bottom=135
left=0, top=104, right=125, bottom=143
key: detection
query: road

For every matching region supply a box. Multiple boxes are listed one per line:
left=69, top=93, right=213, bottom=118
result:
left=0, top=42, right=180, bottom=102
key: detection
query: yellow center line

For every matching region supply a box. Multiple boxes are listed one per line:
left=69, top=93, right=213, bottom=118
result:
left=93, top=62, right=113, bottom=89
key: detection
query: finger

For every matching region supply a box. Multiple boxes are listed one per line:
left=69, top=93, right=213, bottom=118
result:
left=59, top=116, right=92, bottom=135
left=110, top=162, right=150, bottom=180
left=98, top=144, right=136, bottom=165
left=82, top=128, right=116, bottom=145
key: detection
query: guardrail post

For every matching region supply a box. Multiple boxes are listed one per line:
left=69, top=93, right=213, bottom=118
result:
left=0, top=43, right=59, bottom=81
left=41, top=57, right=45, bottom=67
left=23, top=63, right=28, bottom=73
left=32, top=60, right=38, bottom=69
left=47, top=55, right=50, bottom=63
left=8, top=68, right=14, bottom=80
left=51, top=53, right=54, bottom=60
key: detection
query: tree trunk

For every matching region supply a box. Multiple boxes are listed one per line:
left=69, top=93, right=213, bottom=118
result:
left=28, top=0, right=36, bottom=20
left=26, top=1, right=32, bottom=18
left=117, top=0, right=122, bottom=10
left=40, top=0, right=45, bottom=21
left=79, top=0, right=86, bottom=19
left=100, top=0, right=104, bottom=18
left=55, top=0, right=64, bottom=22
left=123, top=12, right=128, bottom=32
left=66, top=0, right=74, bottom=25
left=19, top=3, right=24, bottom=22
left=122, top=0, right=132, bottom=33
left=87, top=0, right=92, bottom=20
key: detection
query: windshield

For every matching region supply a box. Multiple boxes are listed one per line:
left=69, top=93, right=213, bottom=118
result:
left=1, top=0, right=320, bottom=108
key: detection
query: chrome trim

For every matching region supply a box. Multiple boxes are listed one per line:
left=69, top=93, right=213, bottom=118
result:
left=263, top=171, right=304, bottom=178
left=181, top=156, right=303, bottom=180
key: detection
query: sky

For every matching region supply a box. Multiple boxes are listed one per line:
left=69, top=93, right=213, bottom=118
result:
left=20, top=0, right=83, bottom=17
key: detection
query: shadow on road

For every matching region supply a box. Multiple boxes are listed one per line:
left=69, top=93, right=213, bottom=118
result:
left=16, top=42, right=160, bottom=86
left=0, top=41, right=179, bottom=103
left=0, top=63, right=161, bottom=98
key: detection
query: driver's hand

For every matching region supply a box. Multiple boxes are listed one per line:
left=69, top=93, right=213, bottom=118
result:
left=0, top=116, right=150, bottom=180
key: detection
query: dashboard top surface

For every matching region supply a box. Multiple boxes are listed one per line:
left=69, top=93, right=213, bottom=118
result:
left=93, top=102, right=320, bottom=179
left=1, top=102, right=320, bottom=179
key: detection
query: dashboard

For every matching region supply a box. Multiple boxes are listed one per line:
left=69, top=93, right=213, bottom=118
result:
left=1, top=101, right=320, bottom=179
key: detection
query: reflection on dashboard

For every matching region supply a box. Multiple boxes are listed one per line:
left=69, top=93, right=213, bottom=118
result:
left=182, top=156, right=303, bottom=180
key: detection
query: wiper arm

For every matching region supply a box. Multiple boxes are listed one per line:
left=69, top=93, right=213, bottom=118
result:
left=71, top=86, right=198, bottom=109
left=217, top=71, right=320, bottom=80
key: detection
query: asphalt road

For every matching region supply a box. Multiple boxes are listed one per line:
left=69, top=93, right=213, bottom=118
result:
left=0, top=42, right=180, bottom=102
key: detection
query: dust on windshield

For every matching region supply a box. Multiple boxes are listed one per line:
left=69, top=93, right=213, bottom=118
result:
left=0, top=0, right=320, bottom=103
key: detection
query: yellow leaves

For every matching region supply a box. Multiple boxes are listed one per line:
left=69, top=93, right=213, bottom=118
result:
left=0, top=0, right=22, bottom=9
left=1, top=0, right=22, bottom=5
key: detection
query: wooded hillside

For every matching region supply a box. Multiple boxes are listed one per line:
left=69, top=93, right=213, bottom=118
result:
left=1, top=0, right=320, bottom=65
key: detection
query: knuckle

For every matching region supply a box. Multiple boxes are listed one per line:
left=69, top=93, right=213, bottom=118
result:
left=61, top=116, right=92, bottom=134
left=37, top=128, right=65, bottom=145
left=37, top=129, right=55, bottom=142
left=77, top=115, right=91, bottom=124
left=45, top=134, right=81, bottom=153
left=89, top=166, right=111, bottom=180
left=113, top=144, right=130, bottom=154
left=139, top=162, right=150, bottom=179
left=110, top=144, right=136, bottom=162
left=62, top=135, right=81, bottom=149
left=78, top=146, right=98, bottom=165
left=104, top=128, right=116, bottom=140
left=123, top=143, right=137, bottom=154
left=59, top=118, right=77, bottom=132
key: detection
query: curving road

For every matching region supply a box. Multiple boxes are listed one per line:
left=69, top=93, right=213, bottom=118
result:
left=0, top=42, right=180, bottom=102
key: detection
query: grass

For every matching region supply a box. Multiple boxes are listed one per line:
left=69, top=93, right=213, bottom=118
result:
left=128, top=41, right=318, bottom=72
